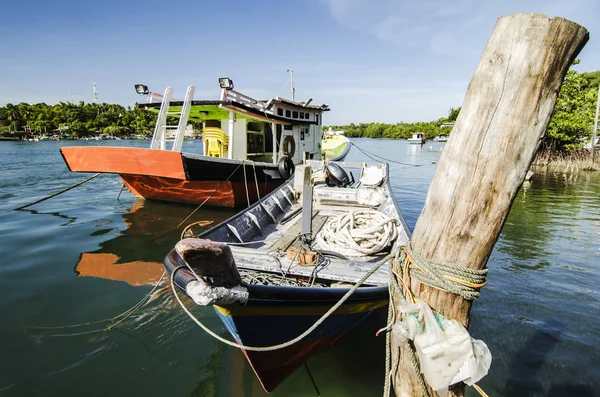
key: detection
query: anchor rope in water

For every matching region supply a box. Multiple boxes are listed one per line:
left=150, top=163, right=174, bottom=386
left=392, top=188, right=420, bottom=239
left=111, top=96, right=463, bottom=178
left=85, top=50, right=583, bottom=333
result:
left=24, top=271, right=166, bottom=338
left=14, top=173, right=101, bottom=211
left=154, top=162, right=246, bottom=241
left=181, top=160, right=264, bottom=240
left=170, top=256, right=388, bottom=352
left=350, top=142, right=423, bottom=167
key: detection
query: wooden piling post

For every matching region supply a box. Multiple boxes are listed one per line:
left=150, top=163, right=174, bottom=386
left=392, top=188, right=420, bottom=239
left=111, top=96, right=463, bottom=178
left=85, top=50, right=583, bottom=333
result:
left=391, top=13, right=588, bottom=397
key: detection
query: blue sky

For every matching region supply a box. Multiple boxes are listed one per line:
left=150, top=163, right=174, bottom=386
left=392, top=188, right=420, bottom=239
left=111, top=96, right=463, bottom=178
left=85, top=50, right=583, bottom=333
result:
left=0, top=0, right=598, bottom=125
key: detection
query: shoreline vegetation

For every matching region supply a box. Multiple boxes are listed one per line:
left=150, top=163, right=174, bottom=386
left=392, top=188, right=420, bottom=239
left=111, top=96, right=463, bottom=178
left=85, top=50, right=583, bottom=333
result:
left=1, top=65, right=599, bottom=170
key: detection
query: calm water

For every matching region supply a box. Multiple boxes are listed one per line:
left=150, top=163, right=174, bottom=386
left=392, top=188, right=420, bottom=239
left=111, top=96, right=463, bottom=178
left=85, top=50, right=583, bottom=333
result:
left=0, top=138, right=598, bottom=396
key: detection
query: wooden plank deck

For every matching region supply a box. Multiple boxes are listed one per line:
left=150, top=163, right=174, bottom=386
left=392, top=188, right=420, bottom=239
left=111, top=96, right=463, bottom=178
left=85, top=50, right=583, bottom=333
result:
left=229, top=245, right=392, bottom=286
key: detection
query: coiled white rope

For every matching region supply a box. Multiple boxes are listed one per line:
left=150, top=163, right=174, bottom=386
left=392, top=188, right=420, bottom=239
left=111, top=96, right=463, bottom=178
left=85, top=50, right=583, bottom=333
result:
left=315, top=210, right=398, bottom=257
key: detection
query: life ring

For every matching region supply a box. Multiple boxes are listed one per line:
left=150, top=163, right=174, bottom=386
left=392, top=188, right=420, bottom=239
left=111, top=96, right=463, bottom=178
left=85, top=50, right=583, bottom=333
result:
left=283, top=135, right=296, bottom=157
left=278, top=155, right=295, bottom=179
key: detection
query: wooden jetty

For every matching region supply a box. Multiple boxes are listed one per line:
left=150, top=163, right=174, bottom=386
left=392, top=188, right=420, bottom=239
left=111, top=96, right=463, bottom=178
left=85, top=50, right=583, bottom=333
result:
left=389, top=13, right=589, bottom=397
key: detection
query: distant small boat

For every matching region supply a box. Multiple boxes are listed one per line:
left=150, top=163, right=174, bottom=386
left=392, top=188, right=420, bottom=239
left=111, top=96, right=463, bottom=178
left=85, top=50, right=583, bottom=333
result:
left=408, top=132, right=426, bottom=144
left=164, top=160, right=410, bottom=392
left=434, top=134, right=448, bottom=142
left=321, top=128, right=351, bottom=161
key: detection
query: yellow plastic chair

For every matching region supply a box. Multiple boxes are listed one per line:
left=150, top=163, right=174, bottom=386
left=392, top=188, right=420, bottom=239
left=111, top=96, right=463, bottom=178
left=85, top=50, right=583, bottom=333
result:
left=203, top=127, right=229, bottom=157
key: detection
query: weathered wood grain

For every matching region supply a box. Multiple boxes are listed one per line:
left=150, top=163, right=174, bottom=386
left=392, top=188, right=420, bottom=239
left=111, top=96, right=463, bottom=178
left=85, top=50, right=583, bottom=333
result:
left=392, top=13, right=588, bottom=397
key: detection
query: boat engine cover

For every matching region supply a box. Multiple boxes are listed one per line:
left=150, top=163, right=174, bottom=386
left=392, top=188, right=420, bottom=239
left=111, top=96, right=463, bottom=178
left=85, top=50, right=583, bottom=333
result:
left=325, top=163, right=351, bottom=187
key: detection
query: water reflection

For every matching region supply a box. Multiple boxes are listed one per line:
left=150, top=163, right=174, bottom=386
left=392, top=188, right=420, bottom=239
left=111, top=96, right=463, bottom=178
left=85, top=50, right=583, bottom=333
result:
left=497, top=170, right=600, bottom=273
left=73, top=200, right=234, bottom=286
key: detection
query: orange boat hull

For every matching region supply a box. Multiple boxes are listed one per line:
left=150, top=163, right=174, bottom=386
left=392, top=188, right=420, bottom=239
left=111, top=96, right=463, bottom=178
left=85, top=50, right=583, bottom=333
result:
left=60, top=146, right=283, bottom=208
left=121, top=174, right=281, bottom=207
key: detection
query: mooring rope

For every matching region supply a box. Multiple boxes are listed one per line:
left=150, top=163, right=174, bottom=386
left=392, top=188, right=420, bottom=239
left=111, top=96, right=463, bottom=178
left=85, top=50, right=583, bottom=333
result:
left=242, top=160, right=251, bottom=207
left=170, top=257, right=388, bottom=352
left=14, top=173, right=101, bottom=210
left=350, top=142, right=423, bottom=167
left=381, top=243, right=489, bottom=397
left=314, top=210, right=398, bottom=257
left=154, top=162, right=245, bottom=241
left=398, top=242, right=487, bottom=301
left=24, top=271, right=166, bottom=338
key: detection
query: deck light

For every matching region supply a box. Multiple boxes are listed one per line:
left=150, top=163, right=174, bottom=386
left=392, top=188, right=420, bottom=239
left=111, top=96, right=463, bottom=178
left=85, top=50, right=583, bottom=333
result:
left=218, top=78, right=234, bottom=90
left=134, top=84, right=149, bottom=95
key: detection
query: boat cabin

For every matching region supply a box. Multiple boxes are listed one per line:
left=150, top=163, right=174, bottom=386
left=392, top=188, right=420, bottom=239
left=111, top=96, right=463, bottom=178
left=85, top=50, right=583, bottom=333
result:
left=138, top=80, right=330, bottom=167
left=408, top=132, right=426, bottom=144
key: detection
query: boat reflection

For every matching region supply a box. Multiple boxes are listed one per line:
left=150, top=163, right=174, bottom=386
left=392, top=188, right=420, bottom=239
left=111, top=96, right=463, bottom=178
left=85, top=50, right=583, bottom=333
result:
left=75, top=200, right=235, bottom=286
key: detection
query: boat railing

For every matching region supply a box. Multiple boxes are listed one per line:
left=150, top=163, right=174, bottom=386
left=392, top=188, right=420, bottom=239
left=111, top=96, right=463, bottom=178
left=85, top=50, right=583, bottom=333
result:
left=223, top=90, right=276, bottom=115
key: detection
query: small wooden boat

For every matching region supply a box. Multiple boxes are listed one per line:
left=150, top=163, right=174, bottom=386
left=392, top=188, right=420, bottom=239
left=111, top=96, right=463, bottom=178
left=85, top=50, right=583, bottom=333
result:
left=164, top=160, right=410, bottom=391
left=61, top=78, right=343, bottom=208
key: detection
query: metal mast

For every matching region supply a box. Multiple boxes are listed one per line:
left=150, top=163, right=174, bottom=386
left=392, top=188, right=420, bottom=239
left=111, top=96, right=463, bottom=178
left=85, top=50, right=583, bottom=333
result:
left=287, top=69, right=295, bottom=101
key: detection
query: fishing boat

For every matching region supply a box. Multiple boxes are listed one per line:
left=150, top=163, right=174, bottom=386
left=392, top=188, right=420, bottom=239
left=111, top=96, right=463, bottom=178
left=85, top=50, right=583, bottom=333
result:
left=408, top=132, right=426, bottom=144
left=164, top=159, right=410, bottom=391
left=321, top=127, right=351, bottom=161
left=434, top=134, right=449, bottom=142
left=60, top=78, right=347, bottom=208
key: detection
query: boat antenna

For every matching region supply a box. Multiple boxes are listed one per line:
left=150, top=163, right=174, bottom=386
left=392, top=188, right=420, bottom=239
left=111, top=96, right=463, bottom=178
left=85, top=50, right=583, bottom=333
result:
left=92, top=82, right=99, bottom=104
left=287, top=69, right=295, bottom=101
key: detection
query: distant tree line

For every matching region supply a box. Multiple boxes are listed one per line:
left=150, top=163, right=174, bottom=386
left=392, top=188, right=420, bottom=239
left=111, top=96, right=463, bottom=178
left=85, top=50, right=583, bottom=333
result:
left=326, top=110, right=458, bottom=140
left=0, top=102, right=159, bottom=138
left=327, top=65, right=600, bottom=152
left=2, top=65, right=598, bottom=150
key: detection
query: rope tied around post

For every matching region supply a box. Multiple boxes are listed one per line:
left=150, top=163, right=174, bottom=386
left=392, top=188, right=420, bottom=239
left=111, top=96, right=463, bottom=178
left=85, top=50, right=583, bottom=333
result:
left=396, top=242, right=488, bottom=301
left=382, top=242, right=491, bottom=397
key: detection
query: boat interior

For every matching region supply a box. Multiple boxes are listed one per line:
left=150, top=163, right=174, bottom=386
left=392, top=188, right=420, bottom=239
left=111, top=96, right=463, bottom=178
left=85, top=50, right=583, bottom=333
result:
left=190, top=160, right=411, bottom=288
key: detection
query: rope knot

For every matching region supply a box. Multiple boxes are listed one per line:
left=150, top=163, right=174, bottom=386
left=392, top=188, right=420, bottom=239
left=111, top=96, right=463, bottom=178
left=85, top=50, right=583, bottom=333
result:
left=397, top=242, right=488, bottom=301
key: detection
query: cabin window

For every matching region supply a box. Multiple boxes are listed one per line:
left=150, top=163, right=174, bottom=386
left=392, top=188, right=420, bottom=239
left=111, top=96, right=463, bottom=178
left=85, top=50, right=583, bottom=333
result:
left=292, top=111, right=298, bottom=118
left=285, top=109, right=291, bottom=117
left=284, top=125, right=293, bottom=130
left=277, top=108, right=283, bottom=116
left=315, top=114, right=320, bottom=125
left=205, top=120, right=221, bottom=128
left=300, top=131, right=304, bottom=140
left=305, top=113, right=310, bottom=120
left=300, top=112, right=304, bottom=119
left=247, top=122, right=261, bottom=132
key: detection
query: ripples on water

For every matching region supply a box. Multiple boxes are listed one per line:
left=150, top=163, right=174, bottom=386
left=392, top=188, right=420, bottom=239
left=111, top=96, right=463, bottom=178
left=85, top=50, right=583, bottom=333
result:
left=0, top=139, right=598, bottom=396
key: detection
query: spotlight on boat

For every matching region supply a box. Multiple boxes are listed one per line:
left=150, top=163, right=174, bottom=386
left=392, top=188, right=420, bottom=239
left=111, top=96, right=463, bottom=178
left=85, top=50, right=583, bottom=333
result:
left=134, top=84, right=149, bottom=95
left=218, top=77, right=234, bottom=90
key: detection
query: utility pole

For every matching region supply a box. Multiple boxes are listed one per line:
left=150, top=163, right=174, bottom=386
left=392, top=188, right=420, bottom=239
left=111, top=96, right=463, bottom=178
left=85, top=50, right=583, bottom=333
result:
left=591, top=82, right=599, bottom=163
left=92, top=82, right=99, bottom=104
left=287, top=69, right=295, bottom=101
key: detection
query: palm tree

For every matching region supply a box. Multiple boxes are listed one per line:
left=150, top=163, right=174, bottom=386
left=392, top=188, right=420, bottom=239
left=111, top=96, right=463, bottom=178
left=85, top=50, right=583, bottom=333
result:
left=4, top=103, right=20, bottom=132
